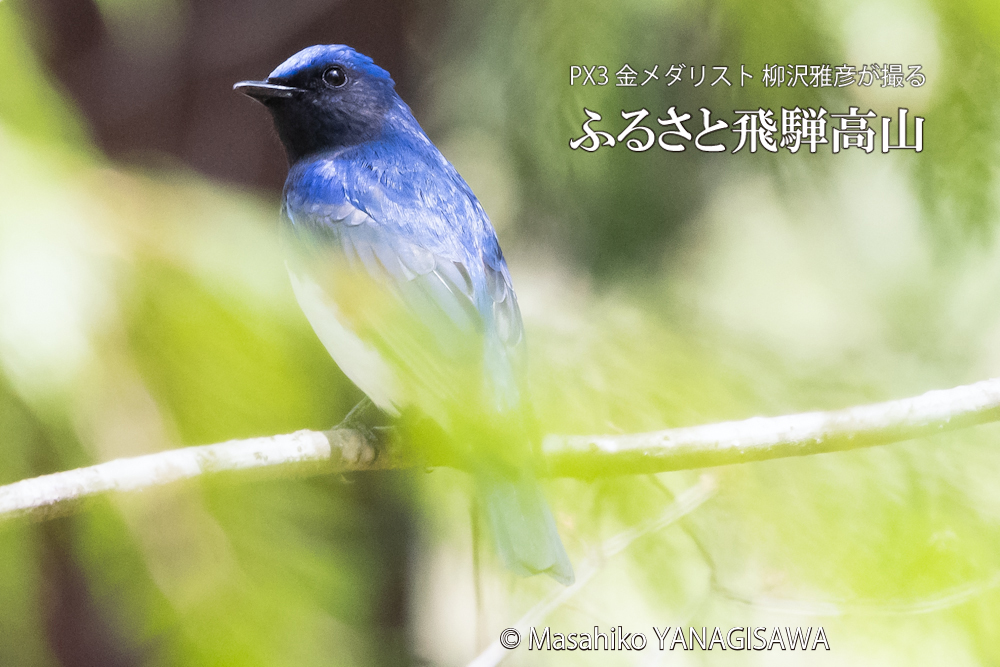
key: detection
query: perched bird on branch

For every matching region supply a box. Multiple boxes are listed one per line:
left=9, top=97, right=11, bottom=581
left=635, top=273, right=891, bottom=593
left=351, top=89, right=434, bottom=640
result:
left=235, top=45, right=573, bottom=584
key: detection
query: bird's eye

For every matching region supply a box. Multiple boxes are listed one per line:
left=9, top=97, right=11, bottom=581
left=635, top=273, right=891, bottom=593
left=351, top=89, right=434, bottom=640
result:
left=322, top=66, right=348, bottom=88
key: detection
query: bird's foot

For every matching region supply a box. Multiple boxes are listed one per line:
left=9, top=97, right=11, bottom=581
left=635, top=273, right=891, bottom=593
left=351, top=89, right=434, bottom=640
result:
left=331, top=397, right=385, bottom=466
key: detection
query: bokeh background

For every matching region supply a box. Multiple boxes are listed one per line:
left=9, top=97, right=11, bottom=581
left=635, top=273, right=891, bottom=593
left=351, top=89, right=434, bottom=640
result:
left=2, top=0, right=1000, bottom=665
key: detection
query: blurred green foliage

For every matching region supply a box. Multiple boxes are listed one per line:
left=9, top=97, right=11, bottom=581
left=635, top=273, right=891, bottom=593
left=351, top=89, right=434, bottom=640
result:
left=3, top=0, right=1000, bottom=665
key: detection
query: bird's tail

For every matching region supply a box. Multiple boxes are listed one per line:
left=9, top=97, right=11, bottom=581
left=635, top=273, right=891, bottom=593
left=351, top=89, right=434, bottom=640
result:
left=477, top=470, right=574, bottom=585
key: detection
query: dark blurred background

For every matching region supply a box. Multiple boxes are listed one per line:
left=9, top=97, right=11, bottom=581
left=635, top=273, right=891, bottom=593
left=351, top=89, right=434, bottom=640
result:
left=25, top=0, right=415, bottom=191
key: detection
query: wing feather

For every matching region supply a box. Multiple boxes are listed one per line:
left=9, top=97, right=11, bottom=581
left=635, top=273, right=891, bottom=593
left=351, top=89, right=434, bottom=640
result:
left=285, top=197, right=525, bottom=418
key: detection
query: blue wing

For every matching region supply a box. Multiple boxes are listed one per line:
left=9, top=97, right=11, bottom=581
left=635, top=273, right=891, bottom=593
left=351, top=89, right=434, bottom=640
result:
left=282, top=145, right=525, bottom=418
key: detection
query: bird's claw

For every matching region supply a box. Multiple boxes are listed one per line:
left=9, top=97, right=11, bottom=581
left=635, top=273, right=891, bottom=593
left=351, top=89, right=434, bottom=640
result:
left=337, top=428, right=378, bottom=466
left=333, top=397, right=384, bottom=466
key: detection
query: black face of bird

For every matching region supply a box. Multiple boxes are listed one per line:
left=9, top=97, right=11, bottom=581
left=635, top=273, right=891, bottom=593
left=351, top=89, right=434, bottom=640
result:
left=235, top=46, right=397, bottom=161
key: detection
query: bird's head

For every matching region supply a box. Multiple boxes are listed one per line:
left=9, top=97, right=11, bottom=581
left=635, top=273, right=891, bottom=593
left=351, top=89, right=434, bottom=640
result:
left=235, top=45, right=398, bottom=162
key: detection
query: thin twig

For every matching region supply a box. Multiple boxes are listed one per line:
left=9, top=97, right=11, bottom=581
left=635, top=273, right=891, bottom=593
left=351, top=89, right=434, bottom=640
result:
left=718, top=570, right=1000, bottom=617
left=465, top=476, right=717, bottom=667
left=2, top=377, right=999, bottom=521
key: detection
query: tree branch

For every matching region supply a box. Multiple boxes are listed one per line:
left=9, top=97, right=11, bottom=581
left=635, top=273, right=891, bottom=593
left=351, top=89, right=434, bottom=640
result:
left=0, top=428, right=410, bottom=521
left=543, top=377, right=1000, bottom=477
left=3, top=378, right=1000, bottom=522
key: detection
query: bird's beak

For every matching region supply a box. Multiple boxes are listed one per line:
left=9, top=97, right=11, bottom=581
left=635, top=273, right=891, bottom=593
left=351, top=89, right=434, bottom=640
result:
left=233, top=80, right=302, bottom=102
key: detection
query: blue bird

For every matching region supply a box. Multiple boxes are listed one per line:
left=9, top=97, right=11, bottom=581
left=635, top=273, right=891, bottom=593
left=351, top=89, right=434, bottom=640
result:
left=235, top=45, right=573, bottom=584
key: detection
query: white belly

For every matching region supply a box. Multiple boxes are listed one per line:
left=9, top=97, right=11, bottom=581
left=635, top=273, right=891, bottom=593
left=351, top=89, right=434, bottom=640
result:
left=287, top=266, right=403, bottom=415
